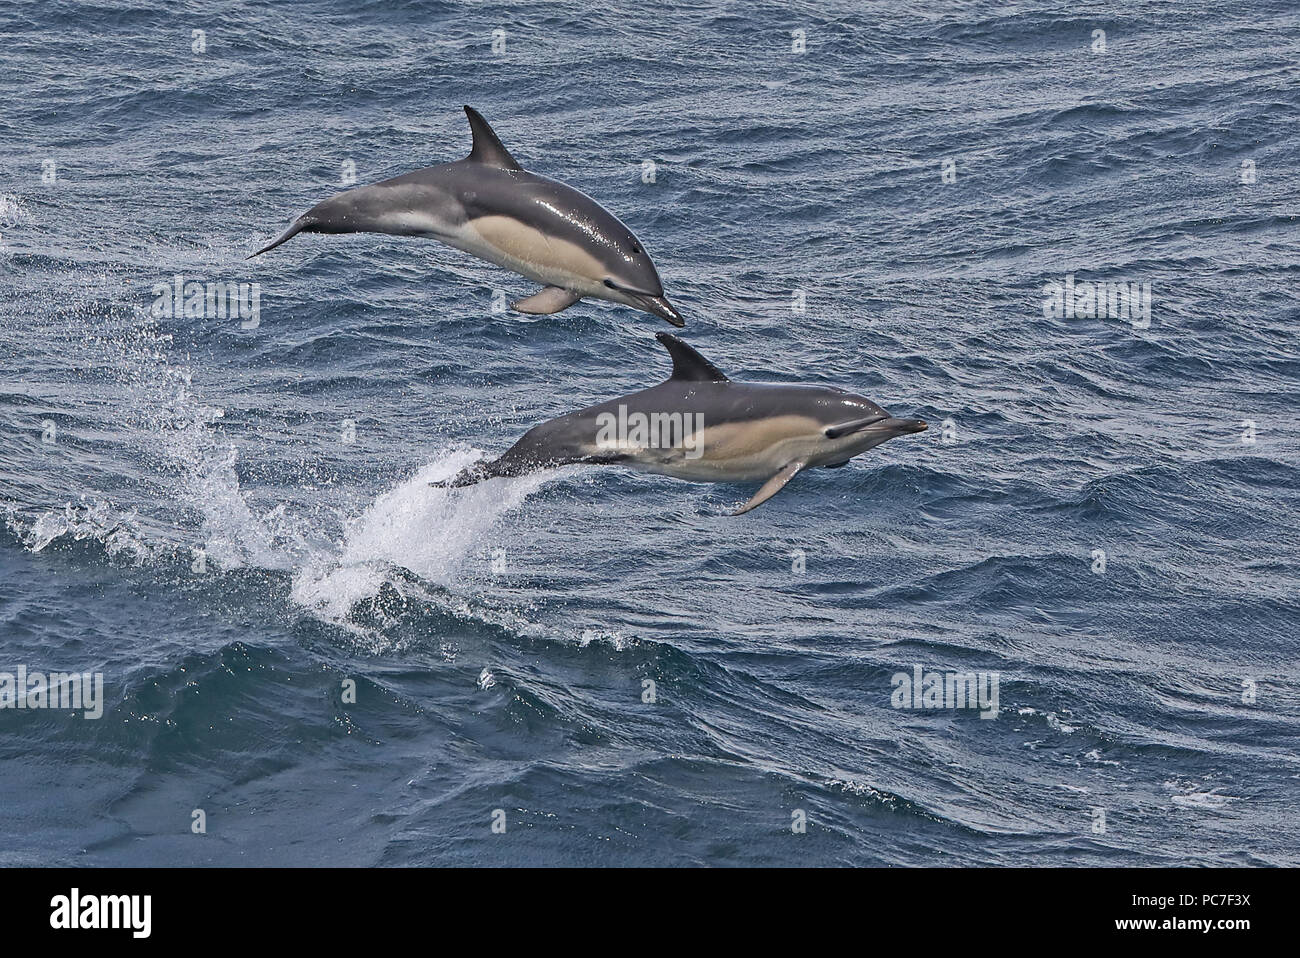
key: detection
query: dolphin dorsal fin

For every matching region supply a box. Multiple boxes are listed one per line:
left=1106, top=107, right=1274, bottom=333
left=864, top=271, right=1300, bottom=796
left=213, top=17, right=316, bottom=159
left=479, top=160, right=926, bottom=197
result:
left=656, top=333, right=729, bottom=382
left=463, top=105, right=523, bottom=171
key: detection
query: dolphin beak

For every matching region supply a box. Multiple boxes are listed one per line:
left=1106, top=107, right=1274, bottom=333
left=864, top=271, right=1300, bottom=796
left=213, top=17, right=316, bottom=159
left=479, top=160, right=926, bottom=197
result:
left=633, top=293, right=685, bottom=328
left=887, top=418, right=928, bottom=434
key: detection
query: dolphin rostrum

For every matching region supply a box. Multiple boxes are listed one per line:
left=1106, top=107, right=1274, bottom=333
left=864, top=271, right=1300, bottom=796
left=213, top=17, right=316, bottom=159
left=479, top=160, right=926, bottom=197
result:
left=249, top=106, right=684, bottom=327
left=433, top=333, right=928, bottom=515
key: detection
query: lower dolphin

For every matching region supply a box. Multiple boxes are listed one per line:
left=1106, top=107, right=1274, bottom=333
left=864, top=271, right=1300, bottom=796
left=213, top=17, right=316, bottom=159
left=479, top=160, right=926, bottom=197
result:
left=433, top=333, right=928, bottom=515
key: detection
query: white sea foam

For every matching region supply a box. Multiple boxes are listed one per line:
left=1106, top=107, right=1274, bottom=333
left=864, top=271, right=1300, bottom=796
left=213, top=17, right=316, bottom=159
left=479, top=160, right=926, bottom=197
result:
left=5, top=499, right=159, bottom=563
left=289, top=452, right=552, bottom=626
left=5, top=302, right=557, bottom=638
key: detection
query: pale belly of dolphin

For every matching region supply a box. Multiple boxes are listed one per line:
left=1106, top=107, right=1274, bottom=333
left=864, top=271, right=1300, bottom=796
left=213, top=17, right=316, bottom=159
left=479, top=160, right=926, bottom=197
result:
left=596, top=415, right=854, bottom=483
left=353, top=200, right=606, bottom=295
left=440, top=214, right=609, bottom=296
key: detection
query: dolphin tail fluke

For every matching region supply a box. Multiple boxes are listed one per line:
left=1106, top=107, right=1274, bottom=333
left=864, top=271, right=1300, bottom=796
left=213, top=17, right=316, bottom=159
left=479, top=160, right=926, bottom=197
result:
left=428, top=454, right=538, bottom=487
left=429, top=451, right=630, bottom=489
left=429, top=460, right=497, bottom=488
left=248, top=217, right=312, bottom=258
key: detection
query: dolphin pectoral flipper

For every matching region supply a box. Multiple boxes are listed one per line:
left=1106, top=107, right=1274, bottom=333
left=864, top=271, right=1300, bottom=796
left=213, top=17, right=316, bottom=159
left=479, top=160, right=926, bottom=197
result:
left=731, top=461, right=806, bottom=516
left=512, top=286, right=582, bottom=314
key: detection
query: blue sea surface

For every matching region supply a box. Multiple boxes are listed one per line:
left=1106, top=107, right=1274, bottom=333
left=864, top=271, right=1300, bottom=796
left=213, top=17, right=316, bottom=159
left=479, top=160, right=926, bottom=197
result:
left=1, top=0, right=1297, bottom=866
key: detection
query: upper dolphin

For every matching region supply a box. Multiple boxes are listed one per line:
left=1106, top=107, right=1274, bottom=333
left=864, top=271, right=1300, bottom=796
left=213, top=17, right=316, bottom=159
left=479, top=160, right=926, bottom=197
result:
left=433, top=333, right=929, bottom=515
left=249, top=106, right=684, bottom=327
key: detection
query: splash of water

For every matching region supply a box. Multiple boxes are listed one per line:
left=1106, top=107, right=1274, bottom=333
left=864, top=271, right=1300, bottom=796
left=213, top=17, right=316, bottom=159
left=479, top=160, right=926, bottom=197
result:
left=6, top=294, right=554, bottom=633
left=290, top=452, right=553, bottom=625
left=5, top=498, right=160, bottom=563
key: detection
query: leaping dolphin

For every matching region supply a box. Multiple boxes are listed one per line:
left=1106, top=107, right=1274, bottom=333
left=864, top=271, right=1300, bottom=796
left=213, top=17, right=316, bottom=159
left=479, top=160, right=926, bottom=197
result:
left=433, top=333, right=928, bottom=515
left=249, top=106, right=684, bottom=327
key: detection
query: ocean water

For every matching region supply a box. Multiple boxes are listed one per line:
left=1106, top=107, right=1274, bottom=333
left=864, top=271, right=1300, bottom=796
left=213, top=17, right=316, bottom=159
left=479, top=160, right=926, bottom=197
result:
left=1, top=0, right=1297, bottom=866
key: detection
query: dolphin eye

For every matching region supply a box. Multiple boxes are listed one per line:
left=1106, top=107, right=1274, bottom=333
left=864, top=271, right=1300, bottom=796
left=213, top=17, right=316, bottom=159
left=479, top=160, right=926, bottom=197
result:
left=630, top=243, right=642, bottom=254
left=604, top=279, right=618, bottom=290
